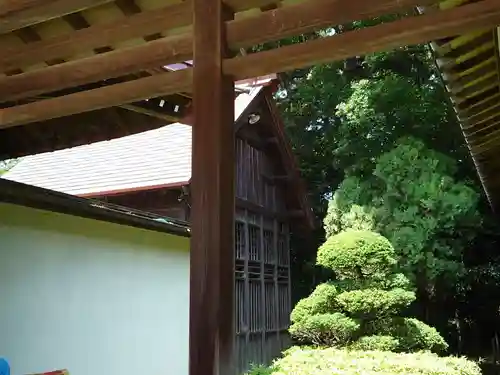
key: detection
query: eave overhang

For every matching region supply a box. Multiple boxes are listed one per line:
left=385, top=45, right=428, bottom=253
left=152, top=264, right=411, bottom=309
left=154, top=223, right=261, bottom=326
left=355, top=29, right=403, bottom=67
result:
left=427, top=0, right=500, bottom=210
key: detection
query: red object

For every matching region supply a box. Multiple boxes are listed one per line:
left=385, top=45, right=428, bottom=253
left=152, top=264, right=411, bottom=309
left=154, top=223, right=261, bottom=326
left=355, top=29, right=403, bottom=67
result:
left=29, top=370, right=68, bottom=375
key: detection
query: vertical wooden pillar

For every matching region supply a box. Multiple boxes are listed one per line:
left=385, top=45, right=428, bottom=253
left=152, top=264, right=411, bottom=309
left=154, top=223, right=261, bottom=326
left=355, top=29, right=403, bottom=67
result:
left=190, top=1, right=235, bottom=375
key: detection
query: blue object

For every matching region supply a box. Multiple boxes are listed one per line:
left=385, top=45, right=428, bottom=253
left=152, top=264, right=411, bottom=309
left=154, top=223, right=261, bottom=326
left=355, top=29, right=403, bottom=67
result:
left=0, top=358, right=10, bottom=375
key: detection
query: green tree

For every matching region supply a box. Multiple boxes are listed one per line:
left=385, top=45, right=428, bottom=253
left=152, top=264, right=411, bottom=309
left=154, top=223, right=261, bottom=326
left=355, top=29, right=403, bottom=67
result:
left=275, top=30, right=497, bottom=355
left=289, top=229, right=447, bottom=353
left=324, top=138, right=481, bottom=299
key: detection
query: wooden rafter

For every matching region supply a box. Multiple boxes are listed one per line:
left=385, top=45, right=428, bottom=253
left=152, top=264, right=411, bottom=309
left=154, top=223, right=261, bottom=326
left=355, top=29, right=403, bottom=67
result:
left=0, top=2, right=192, bottom=72
left=0, top=69, right=191, bottom=127
left=0, top=0, right=499, bottom=128
left=425, top=0, right=500, bottom=209
left=0, top=0, right=114, bottom=33
left=118, top=103, right=180, bottom=122
left=0, top=0, right=435, bottom=104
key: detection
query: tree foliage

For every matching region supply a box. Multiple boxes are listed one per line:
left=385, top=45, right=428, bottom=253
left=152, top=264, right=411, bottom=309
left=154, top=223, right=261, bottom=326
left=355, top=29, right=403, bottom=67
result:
left=290, top=230, right=447, bottom=353
left=324, top=138, right=481, bottom=296
left=277, top=26, right=500, bottom=355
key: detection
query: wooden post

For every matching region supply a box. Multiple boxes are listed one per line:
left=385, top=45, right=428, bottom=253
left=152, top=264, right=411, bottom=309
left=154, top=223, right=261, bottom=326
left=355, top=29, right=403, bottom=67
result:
left=190, top=1, right=235, bottom=375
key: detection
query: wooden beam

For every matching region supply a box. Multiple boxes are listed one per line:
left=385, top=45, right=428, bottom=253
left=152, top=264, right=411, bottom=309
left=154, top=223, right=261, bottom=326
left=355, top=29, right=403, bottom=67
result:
left=0, top=0, right=114, bottom=33
left=224, top=0, right=500, bottom=80
left=118, top=103, right=180, bottom=122
left=0, top=0, right=439, bottom=103
left=0, top=70, right=191, bottom=127
left=235, top=197, right=301, bottom=220
left=190, top=2, right=235, bottom=375
left=0, top=33, right=192, bottom=103
left=0, top=2, right=192, bottom=72
left=2, top=0, right=500, bottom=127
left=227, top=0, right=437, bottom=49
left=0, top=0, right=313, bottom=71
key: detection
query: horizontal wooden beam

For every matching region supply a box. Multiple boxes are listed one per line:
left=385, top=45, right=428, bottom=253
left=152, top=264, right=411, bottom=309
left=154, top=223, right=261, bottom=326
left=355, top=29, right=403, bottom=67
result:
left=227, top=0, right=437, bottom=49
left=224, top=0, right=500, bottom=80
left=118, top=104, right=181, bottom=122
left=0, top=34, right=192, bottom=103
left=0, top=70, right=191, bottom=127
left=1, top=0, right=500, bottom=128
left=0, top=0, right=113, bottom=33
left=235, top=198, right=299, bottom=220
left=0, top=2, right=192, bottom=72
left=0, top=0, right=434, bottom=103
left=0, top=0, right=310, bottom=71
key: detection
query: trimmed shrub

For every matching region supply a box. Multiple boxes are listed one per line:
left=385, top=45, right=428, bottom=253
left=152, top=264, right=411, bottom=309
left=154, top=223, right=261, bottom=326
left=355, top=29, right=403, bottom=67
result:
left=246, top=347, right=481, bottom=375
left=317, top=230, right=397, bottom=281
left=394, top=317, right=449, bottom=353
left=366, top=317, right=449, bottom=353
left=290, top=283, right=339, bottom=323
left=289, top=313, right=359, bottom=346
left=336, top=288, right=415, bottom=318
left=290, top=230, right=448, bottom=352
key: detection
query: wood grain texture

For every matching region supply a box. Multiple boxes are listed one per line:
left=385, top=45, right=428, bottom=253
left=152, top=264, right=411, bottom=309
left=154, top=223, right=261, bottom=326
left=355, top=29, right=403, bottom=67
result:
left=2, top=0, right=500, bottom=127
left=190, top=1, right=235, bottom=375
left=0, top=2, right=192, bottom=72
left=0, top=0, right=435, bottom=103
left=0, top=69, right=191, bottom=127
left=0, top=0, right=113, bottom=33
left=224, top=0, right=500, bottom=80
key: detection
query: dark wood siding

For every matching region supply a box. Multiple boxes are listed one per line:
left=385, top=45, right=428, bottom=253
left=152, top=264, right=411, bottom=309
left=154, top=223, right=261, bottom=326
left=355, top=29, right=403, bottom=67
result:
left=234, top=133, right=291, bottom=373
left=235, top=137, right=286, bottom=213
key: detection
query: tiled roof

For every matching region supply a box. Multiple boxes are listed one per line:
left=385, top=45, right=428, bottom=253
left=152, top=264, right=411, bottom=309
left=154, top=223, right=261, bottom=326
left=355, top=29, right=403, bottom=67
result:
left=3, top=87, right=263, bottom=197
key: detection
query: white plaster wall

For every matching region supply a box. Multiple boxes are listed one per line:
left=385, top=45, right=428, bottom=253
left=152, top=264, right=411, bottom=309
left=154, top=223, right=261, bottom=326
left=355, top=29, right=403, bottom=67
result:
left=0, top=203, right=190, bottom=375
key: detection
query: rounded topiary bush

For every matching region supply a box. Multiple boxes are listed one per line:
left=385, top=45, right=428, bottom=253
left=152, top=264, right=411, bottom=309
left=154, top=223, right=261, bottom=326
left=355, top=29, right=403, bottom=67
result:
left=365, top=317, right=449, bottom=353
left=289, top=229, right=448, bottom=353
left=394, top=317, right=449, bottom=353
left=336, top=288, right=415, bottom=318
left=317, top=230, right=397, bottom=280
left=247, top=347, right=481, bottom=375
left=290, top=282, right=339, bottom=323
left=290, top=313, right=360, bottom=346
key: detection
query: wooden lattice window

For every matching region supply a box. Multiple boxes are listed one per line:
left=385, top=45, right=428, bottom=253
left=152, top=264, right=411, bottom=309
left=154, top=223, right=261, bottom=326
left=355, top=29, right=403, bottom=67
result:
left=248, top=224, right=261, bottom=261
left=264, top=281, right=277, bottom=330
left=277, top=223, right=289, bottom=266
left=249, top=280, right=263, bottom=331
left=235, top=221, right=245, bottom=260
left=278, top=283, right=290, bottom=329
left=263, top=229, right=274, bottom=264
left=235, top=278, right=246, bottom=334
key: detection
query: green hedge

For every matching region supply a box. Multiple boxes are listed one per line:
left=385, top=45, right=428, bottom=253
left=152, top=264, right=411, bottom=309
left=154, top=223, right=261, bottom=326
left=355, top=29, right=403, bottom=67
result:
left=246, top=347, right=481, bottom=375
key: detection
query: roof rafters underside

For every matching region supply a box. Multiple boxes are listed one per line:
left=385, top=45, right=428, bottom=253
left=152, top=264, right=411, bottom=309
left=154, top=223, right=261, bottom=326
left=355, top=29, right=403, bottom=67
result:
left=429, top=0, right=500, bottom=209
left=0, top=0, right=498, bottom=129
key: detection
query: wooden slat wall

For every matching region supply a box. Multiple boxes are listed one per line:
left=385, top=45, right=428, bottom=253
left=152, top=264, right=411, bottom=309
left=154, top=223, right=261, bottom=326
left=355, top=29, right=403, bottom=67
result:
left=234, top=128, right=291, bottom=373
left=235, top=138, right=286, bottom=212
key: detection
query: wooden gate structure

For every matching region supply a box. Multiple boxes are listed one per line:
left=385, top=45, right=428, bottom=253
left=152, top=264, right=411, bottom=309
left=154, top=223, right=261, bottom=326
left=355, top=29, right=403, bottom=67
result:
left=0, top=0, right=500, bottom=374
